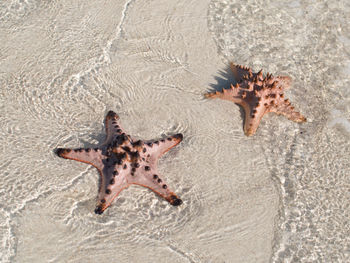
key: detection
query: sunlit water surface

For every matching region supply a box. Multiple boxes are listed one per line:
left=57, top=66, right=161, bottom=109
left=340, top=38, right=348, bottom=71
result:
left=0, top=0, right=349, bottom=262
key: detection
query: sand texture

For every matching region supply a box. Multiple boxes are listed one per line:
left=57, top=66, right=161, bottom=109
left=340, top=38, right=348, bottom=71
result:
left=0, top=0, right=349, bottom=262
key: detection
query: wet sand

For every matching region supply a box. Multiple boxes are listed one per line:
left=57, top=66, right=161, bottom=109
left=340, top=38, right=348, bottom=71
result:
left=0, top=0, right=349, bottom=262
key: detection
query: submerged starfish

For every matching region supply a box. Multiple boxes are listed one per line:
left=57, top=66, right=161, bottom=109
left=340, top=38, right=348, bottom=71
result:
left=55, top=111, right=183, bottom=214
left=205, top=62, right=306, bottom=136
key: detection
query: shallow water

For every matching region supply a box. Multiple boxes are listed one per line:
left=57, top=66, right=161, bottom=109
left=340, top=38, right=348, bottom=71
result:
left=1, top=0, right=349, bottom=262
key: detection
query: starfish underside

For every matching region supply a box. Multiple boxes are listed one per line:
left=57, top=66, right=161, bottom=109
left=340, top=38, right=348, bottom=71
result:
left=55, top=111, right=183, bottom=214
left=205, top=62, right=306, bottom=136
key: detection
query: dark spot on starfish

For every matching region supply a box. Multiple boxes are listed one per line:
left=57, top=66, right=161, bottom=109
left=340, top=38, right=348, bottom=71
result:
left=132, top=163, right=140, bottom=168
left=143, top=148, right=146, bottom=153
left=94, top=148, right=99, bottom=152
left=162, top=185, right=167, bottom=189
left=167, top=137, right=172, bottom=141
left=55, top=148, right=69, bottom=156
left=173, top=133, right=183, bottom=140
left=131, top=172, right=135, bottom=176
left=270, top=100, right=274, bottom=105
left=154, top=141, right=159, bottom=145
left=114, top=152, right=126, bottom=164
left=116, top=134, right=128, bottom=144
left=101, top=199, right=106, bottom=203
left=271, top=94, right=276, bottom=98
left=147, top=154, right=150, bottom=157
left=157, top=178, right=162, bottom=183
left=257, top=97, right=261, bottom=101
left=170, top=198, right=182, bottom=206
left=129, top=151, right=139, bottom=160
left=252, top=109, right=257, bottom=114
left=123, top=164, right=127, bottom=169
left=280, top=93, right=284, bottom=98
left=251, top=115, right=255, bottom=118
left=145, top=166, right=150, bottom=171
left=122, top=146, right=131, bottom=152
left=110, top=179, right=115, bottom=185
left=74, top=149, right=78, bottom=152
left=147, top=142, right=153, bottom=147
left=170, top=195, right=183, bottom=206
left=161, top=139, right=165, bottom=142
left=114, top=125, right=119, bottom=129
left=132, top=140, right=142, bottom=147
left=94, top=206, right=104, bottom=215
left=116, top=129, right=122, bottom=133
left=256, top=102, right=260, bottom=107
left=106, top=189, right=111, bottom=194
left=153, top=174, right=158, bottom=179
left=113, top=171, right=118, bottom=176
left=86, top=148, right=91, bottom=152
left=131, top=167, right=136, bottom=172
left=264, top=103, right=268, bottom=106
left=107, top=111, right=117, bottom=118
left=78, top=148, right=83, bottom=152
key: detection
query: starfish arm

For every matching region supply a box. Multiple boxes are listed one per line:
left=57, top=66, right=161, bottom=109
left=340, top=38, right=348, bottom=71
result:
left=94, top=165, right=130, bottom=214
left=205, top=85, right=243, bottom=104
left=103, top=111, right=129, bottom=145
left=129, top=168, right=182, bottom=206
left=243, top=105, right=266, bottom=136
left=55, top=148, right=103, bottom=171
left=271, top=100, right=307, bottom=122
left=144, top=134, right=183, bottom=160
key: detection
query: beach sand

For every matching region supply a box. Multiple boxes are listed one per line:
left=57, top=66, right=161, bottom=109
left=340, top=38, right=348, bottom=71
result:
left=0, top=0, right=349, bottom=262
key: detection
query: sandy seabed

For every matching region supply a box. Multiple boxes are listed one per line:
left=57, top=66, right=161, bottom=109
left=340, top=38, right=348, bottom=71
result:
left=0, top=0, right=349, bottom=262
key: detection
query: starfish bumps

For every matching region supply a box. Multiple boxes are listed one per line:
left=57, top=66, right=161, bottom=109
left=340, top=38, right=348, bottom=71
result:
left=205, top=63, right=306, bottom=136
left=55, top=111, right=183, bottom=214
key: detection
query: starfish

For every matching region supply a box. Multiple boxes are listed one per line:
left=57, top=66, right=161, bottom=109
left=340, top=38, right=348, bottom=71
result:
left=55, top=111, right=183, bottom=215
left=205, top=62, right=306, bottom=136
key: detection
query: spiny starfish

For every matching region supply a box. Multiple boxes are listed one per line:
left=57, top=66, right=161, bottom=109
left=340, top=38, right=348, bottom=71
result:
left=55, top=111, right=183, bottom=214
left=205, top=62, right=306, bottom=136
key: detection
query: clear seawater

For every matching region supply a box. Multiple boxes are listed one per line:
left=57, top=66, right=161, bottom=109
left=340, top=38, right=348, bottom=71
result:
left=0, top=0, right=349, bottom=262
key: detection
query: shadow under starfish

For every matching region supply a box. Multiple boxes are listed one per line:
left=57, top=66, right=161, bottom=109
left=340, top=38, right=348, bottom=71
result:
left=55, top=111, right=183, bottom=215
left=205, top=62, right=307, bottom=136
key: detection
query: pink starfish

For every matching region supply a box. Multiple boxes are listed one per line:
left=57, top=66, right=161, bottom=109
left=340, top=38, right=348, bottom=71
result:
left=55, top=111, right=183, bottom=214
left=205, top=62, right=306, bottom=136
